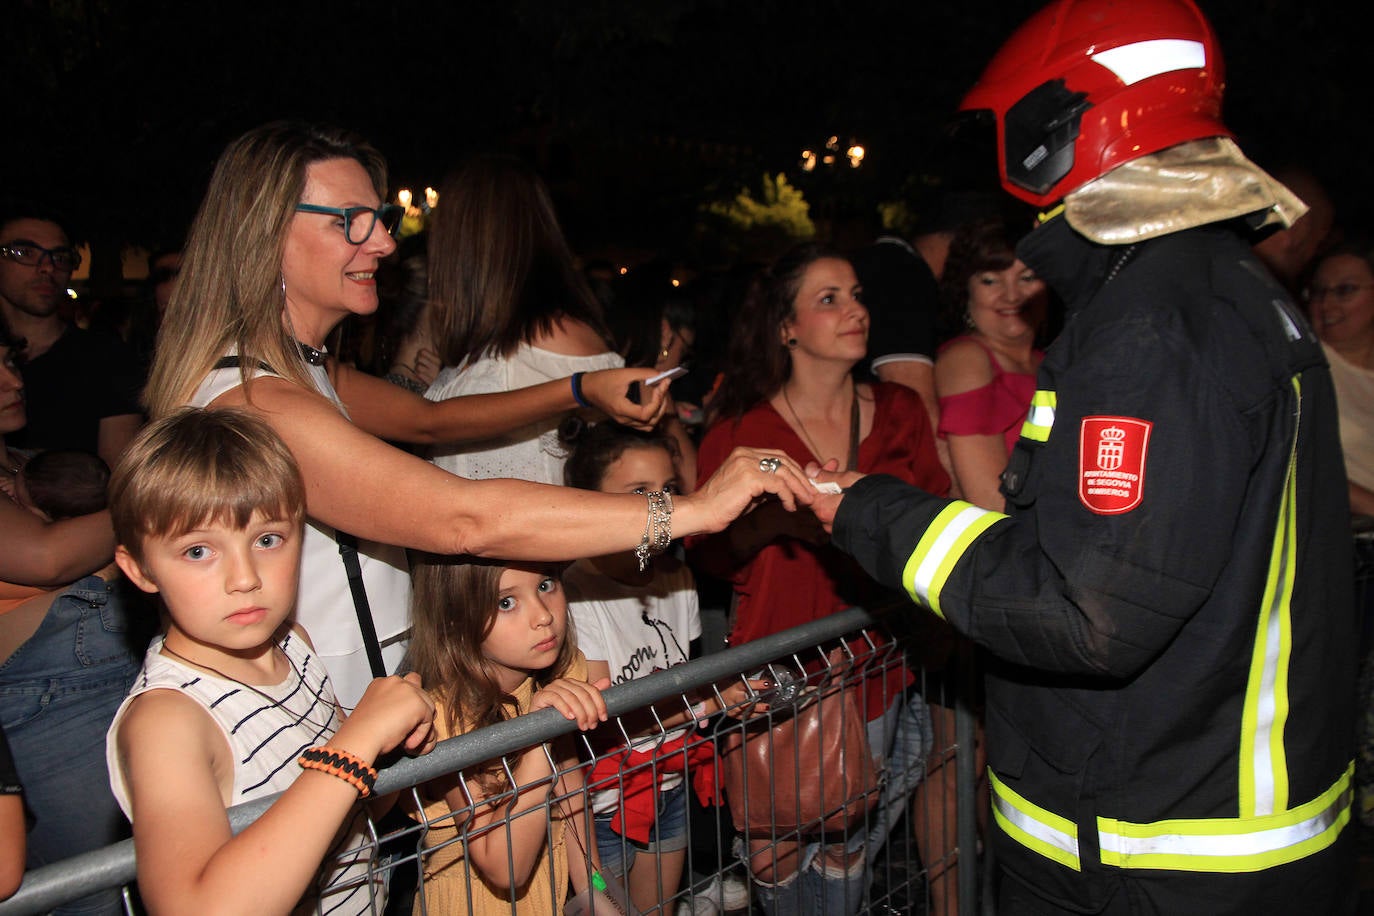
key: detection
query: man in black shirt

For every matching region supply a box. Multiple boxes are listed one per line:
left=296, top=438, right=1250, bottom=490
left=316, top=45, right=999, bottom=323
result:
left=0, top=208, right=142, bottom=467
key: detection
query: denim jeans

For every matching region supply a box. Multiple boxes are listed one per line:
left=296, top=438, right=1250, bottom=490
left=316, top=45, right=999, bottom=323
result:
left=864, top=689, right=932, bottom=860
left=595, top=780, right=690, bottom=878
left=0, top=577, right=146, bottom=915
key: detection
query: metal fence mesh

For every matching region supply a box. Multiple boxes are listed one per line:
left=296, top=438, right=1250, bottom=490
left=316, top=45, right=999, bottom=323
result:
left=0, top=604, right=982, bottom=916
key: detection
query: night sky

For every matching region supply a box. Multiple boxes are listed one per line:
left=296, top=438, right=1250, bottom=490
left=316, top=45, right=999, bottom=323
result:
left=7, top=0, right=1368, bottom=275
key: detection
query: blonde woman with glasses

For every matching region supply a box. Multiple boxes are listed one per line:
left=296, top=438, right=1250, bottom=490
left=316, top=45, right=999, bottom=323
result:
left=143, top=121, right=816, bottom=708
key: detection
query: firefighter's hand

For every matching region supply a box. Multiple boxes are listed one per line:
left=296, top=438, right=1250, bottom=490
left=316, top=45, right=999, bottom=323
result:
left=806, top=460, right=866, bottom=534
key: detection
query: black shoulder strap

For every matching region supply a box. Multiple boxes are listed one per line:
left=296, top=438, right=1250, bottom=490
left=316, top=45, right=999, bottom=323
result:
left=215, top=353, right=386, bottom=679
left=213, top=355, right=275, bottom=373
left=336, top=533, right=387, bottom=679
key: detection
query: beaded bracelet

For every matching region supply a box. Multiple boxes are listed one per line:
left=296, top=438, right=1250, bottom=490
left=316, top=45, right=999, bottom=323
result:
left=299, top=746, right=377, bottom=798
left=570, top=372, right=591, bottom=408
left=634, top=488, right=674, bottom=572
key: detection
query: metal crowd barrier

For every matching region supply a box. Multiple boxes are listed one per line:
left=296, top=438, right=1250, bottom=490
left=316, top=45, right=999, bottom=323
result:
left=0, top=604, right=984, bottom=916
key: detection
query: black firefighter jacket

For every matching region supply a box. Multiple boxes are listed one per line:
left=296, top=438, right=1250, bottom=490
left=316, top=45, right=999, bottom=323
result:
left=834, top=215, right=1357, bottom=913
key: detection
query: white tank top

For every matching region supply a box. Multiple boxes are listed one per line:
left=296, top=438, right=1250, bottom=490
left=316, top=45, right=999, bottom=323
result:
left=189, top=359, right=411, bottom=707
left=106, top=632, right=383, bottom=915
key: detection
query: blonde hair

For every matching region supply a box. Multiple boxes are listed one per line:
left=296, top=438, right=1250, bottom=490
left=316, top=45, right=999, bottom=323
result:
left=109, top=407, right=306, bottom=563
left=143, top=121, right=388, bottom=418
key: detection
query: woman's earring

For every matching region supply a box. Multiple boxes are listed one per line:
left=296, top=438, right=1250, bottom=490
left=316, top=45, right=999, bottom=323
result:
left=963, top=311, right=975, bottom=329
left=660, top=346, right=671, bottom=359
left=785, top=338, right=798, bottom=349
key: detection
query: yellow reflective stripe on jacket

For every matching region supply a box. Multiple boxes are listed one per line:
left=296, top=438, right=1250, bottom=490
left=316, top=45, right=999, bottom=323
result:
left=1019, top=390, right=1057, bottom=442
left=1097, top=763, right=1352, bottom=873
left=1241, top=376, right=1301, bottom=817
left=900, top=501, right=1005, bottom=618
left=989, top=770, right=1081, bottom=871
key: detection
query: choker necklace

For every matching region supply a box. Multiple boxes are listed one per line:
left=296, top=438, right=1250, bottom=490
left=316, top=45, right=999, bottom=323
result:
left=781, top=381, right=861, bottom=470
left=298, top=341, right=328, bottom=366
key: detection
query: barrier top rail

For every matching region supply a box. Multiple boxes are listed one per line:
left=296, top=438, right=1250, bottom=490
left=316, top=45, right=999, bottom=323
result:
left=0, top=604, right=905, bottom=916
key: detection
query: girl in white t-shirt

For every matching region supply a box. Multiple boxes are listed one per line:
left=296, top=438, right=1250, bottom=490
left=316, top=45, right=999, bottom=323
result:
left=562, top=423, right=756, bottom=913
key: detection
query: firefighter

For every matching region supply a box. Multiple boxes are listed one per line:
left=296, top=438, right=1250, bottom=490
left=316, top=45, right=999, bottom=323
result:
left=810, top=0, right=1358, bottom=911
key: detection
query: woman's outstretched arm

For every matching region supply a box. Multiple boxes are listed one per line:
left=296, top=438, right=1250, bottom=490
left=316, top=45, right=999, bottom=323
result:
left=0, top=497, right=114, bottom=587
left=333, top=363, right=670, bottom=443
left=211, top=377, right=814, bottom=561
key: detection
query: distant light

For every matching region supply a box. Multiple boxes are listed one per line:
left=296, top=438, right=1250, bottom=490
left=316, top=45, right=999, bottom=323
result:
left=619, top=266, right=628, bottom=275
left=397, top=189, right=413, bottom=209
left=847, top=145, right=865, bottom=168
left=67, top=288, right=78, bottom=299
left=670, top=278, right=681, bottom=287
left=800, top=149, right=817, bottom=172
left=425, top=187, right=439, bottom=209
left=826, top=135, right=839, bottom=151
left=822, top=154, right=835, bottom=166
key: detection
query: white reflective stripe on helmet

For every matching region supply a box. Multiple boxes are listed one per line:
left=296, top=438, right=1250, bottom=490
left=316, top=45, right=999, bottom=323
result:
left=1091, top=39, right=1207, bottom=86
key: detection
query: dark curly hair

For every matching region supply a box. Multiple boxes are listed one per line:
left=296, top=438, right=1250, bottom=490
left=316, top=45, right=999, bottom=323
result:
left=563, top=421, right=680, bottom=492
left=937, top=217, right=1027, bottom=337
left=706, top=242, right=847, bottom=424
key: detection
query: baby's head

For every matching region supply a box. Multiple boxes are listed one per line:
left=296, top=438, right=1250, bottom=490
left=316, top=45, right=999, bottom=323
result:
left=109, top=408, right=307, bottom=639
left=563, top=422, right=680, bottom=495
left=15, top=449, right=110, bottom=521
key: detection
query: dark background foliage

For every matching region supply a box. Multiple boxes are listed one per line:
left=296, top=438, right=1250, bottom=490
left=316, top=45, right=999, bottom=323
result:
left=4, top=0, right=1364, bottom=279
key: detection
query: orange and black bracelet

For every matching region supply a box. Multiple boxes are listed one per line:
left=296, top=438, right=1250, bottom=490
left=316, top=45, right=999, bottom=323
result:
left=298, top=746, right=377, bottom=798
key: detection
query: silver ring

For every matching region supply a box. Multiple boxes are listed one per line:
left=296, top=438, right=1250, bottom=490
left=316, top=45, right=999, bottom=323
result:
left=758, top=457, right=782, bottom=474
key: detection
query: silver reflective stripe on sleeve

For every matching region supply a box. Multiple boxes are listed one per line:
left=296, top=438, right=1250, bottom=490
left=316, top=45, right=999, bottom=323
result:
left=989, top=769, right=1081, bottom=871
left=901, top=501, right=1005, bottom=618
left=1020, top=390, right=1057, bottom=442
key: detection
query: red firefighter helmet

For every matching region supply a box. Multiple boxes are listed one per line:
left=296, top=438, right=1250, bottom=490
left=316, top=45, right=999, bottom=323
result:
left=960, top=0, right=1230, bottom=208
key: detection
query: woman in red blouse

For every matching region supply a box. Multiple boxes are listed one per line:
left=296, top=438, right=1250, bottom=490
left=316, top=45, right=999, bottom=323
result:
left=688, top=243, right=949, bottom=915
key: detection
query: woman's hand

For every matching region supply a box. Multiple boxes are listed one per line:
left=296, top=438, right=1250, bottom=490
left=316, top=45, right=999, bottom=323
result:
left=387, top=347, right=442, bottom=390
left=531, top=677, right=609, bottom=730
left=726, top=499, right=826, bottom=561
left=579, top=368, right=671, bottom=430
left=715, top=676, right=773, bottom=719
left=679, top=447, right=815, bottom=535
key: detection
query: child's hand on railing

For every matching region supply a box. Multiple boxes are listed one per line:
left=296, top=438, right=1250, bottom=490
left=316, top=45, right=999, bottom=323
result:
left=339, top=672, right=438, bottom=761
left=714, top=676, right=774, bottom=720
left=531, top=677, right=610, bottom=730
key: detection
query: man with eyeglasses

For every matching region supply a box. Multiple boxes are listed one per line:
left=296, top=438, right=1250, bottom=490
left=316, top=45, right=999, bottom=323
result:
left=0, top=206, right=143, bottom=469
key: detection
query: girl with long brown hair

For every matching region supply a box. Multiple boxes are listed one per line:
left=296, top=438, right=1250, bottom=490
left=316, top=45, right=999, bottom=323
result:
left=407, top=554, right=607, bottom=914
left=424, top=153, right=625, bottom=485
left=689, top=243, right=949, bottom=915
